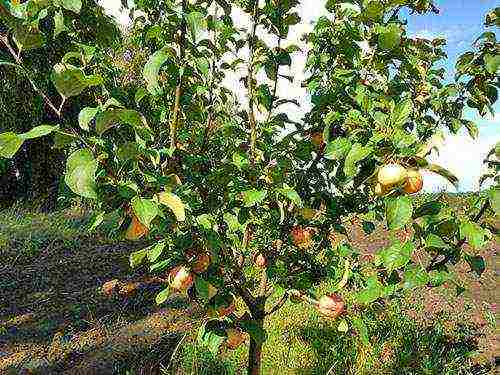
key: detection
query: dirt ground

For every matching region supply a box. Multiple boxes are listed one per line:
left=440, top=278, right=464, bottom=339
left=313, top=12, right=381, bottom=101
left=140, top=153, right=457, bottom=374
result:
left=0, top=210, right=498, bottom=374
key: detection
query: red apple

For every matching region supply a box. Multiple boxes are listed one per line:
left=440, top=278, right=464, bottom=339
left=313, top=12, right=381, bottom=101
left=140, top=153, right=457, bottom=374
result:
left=168, top=266, right=194, bottom=291
left=404, top=169, right=423, bottom=194
left=192, top=252, right=211, bottom=273
left=377, top=164, right=408, bottom=187
left=291, top=226, right=314, bottom=249
left=226, top=328, right=245, bottom=349
left=254, top=253, right=267, bottom=268
left=317, top=293, right=345, bottom=319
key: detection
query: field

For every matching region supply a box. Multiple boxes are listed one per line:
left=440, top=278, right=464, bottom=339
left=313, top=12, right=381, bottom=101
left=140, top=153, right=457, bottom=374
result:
left=0, top=196, right=497, bottom=375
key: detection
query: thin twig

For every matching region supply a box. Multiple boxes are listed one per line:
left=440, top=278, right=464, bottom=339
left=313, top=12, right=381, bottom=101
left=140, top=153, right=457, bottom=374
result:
left=427, top=200, right=490, bottom=271
left=170, top=0, right=187, bottom=150
left=0, top=34, right=62, bottom=118
left=164, top=332, right=187, bottom=372
left=247, top=0, right=259, bottom=164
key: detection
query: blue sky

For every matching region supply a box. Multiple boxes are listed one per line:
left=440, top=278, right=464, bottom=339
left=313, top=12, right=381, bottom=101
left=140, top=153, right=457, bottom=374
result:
left=103, top=0, right=499, bottom=191
left=402, top=1, right=499, bottom=191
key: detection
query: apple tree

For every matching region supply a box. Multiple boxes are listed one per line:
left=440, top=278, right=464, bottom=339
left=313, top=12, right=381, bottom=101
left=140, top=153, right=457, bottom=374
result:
left=0, top=1, right=498, bottom=374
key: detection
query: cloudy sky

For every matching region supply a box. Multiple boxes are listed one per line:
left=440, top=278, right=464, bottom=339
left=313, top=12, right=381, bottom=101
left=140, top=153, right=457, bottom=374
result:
left=100, top=0, right=499, bottom=192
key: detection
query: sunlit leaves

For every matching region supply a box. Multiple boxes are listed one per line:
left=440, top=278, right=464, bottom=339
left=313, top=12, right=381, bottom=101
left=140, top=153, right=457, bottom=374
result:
left=242, top=189, right=267, bottom=207
left=377, top=23, right=402, bottom=50
left=64, top=149, right=98, bottom=199
left=51, top=64, right=102, bottom=98
left=386, top=196, right=413, bottom=230
left=343, top=143, right=372, bottom=177
left=158, top=191, right=186, bottom=222
left=391, top=99, right=413, bottom=128
left=375, top=240, right=413, bottom=273
left=324, top=138, right=351, bottom=160
left=0, top=133, right=23, bottom=158
left=78, top=107, right=98, bottom=131
left=143, top=47, right=175, bottom=95
left=131, top=197, right=159, bottom=228
left=459, top=220, right=486, bottom=249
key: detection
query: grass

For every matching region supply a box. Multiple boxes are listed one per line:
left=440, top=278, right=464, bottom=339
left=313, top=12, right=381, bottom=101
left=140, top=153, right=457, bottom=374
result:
left=0, top=199, right=497, bottom=374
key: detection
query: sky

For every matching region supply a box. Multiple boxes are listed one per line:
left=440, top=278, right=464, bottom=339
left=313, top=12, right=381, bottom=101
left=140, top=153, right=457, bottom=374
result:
left=100, top=0, right=499, bottom=192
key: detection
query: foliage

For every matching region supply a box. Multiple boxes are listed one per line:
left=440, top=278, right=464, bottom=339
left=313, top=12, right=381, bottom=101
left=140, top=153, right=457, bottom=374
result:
left=0, top=1, right=498, bottom=374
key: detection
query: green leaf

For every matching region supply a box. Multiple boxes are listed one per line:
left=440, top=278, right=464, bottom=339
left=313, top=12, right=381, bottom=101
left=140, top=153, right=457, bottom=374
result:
left=391, top=99, right=412, bottom=128
left=462, top=120, right=478, bottom=140
left=239, top=320, right=267, bottom=344
left=130, top=248, right=148, bottom=268
left=147, top=241, right=166, bottom=263
left=425, top=234, right=448, bottom=249
left=52, top=63, right=102, bottom=98
left=198, top=321, right=226, bottom=356
left=143, top=47, right=174, bottom=95
left=64, top=149, right=98, bottom=199
left=324, top=138, right=351, bottom=160
left=277, top=185, right=302, bottom=207
left=356, top=275, right=383, bottom=304
left=0, top=132, right=23, bottom=158
left=362, top=221, right=375, bottom=235
left=18, top=125, right=58, bottom=140
left=488, top=188, right=499, bottom=216
left=459, top=220, right=486, bottom=249
left=375, top=241, right=413, bottom=273
left=464, top=255, right=486, bottom=277
left=484, top=54, right=500, bottom=74
left=413, top=201, right=442, bottom=218
left=78, top=107, right=99, bottom=131
left=53, top=10, right=67, bottom=37
left=13, top=25, right=44, bottom=51
left=337, top=319, right=349, bottom=333
left=131, top=197, right=159, bottom=228
left=135, top=87, right=148, bottom=104
left=232, top=150, right=250, bottom=170
left=352, top=317, right=370, bottom=346
left=386, top=196, right=413, bottom=230
left=156, top=288, right=171, bottom=305
left=186, top=11, right=206, bottom=41
left=158, top=192, right=186, bottom=222
left=195, top=277, right=210, bottom=302
left=57, top=0, right=82, bottom=13
left=343, top=143, right=372, bottom=177
left=424, top=164, right=459, bottom=187
left=429, top=271, right=451, bottom=287
left=242, top=189, right=267, bottom=207
left=403, top=266, right=429, bottom=289
left=378, top=23, right=401, bottom=50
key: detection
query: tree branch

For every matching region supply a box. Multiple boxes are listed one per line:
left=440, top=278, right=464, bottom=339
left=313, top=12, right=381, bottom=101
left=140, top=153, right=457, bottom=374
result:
left=170, top=0, right=187, bottom=150
left=427, top=200, right=490, bottom=271
left=247, top=0, right=259, bottom=164
left=0, top=33, right=63, bottom=118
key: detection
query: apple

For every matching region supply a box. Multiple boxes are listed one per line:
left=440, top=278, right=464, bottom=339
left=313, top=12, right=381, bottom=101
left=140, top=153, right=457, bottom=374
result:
left=317, top=294, right=345, bottom=319
left=404, top=169, right=423, bottom=194
left=226, top=328, right=245, bottom=349
left=311, top=132, right=324, bottom=148
left=291, top=226, right=314, bottom=249
left=125, top=215, right=149, bottom=241
left=374, top=183, right=387, bottom=197
left=377, top=164, right=408, bottom=187
left=192, top=252, right=211, bottom=273
left=168, top=266, right=194, bottom=291
left=217, top=301, right=236, bottom=317
left=254, top=253, right=267, bottom=268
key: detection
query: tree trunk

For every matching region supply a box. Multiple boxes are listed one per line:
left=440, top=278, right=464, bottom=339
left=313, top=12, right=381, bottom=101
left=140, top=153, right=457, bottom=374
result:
left=247, top=317, right=264, bottom=375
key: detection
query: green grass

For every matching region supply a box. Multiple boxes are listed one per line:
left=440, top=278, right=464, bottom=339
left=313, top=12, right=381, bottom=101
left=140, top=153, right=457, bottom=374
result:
left=172, top=291, right=494, bottom=375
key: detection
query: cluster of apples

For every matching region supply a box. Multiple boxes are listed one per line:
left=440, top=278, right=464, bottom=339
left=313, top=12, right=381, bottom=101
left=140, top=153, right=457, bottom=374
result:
left=375, top=163, right=423, bottom=196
